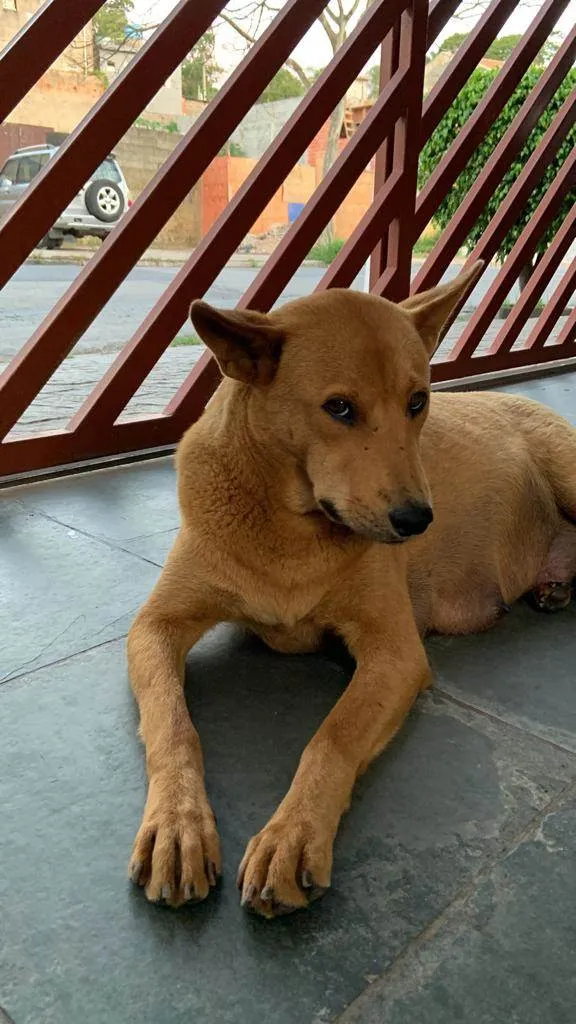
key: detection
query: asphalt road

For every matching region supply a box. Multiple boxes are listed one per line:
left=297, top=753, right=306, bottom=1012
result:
left=0, top=259, right=568, bottom=360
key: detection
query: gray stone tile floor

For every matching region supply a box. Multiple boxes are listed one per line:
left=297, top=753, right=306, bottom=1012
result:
left=1, top=372, right=576, bottom=1023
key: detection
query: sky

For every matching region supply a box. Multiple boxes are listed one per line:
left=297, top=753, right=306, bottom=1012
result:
left=132, top=0, right=576, bottom=75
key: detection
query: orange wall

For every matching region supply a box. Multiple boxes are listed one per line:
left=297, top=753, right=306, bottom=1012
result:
left=201, top=155, right=374, bottom=241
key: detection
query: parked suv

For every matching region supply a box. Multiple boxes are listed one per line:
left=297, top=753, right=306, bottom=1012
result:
left=0, top=144, right=130, bottom=248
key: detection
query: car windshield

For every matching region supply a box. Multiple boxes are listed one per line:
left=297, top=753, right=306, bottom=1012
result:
left=94, top=158, right=121, bottom=183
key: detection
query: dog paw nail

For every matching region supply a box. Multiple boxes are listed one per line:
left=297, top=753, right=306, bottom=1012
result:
left=161, top=884, right=171, bottom=901
left=241, top=883, right=257, bottom=907
left=206, top=861, right=218, bottom=886
left=261, top=885, right=274, bottom=902
left=183, top=884, right=193, bottom=901
left=129, top=861, right=143, bottom=884
left=302, top=870, right=314, bottom=889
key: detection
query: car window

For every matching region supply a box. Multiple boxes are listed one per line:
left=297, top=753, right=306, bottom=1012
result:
left=0, top=158, right=19, bottom=184
left=94, top=158, right=122, bottom=183
left=16, top=153, right=50, bottom=184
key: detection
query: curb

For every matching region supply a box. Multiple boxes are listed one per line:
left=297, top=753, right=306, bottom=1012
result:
left=25, top=250, right=325, bottom=270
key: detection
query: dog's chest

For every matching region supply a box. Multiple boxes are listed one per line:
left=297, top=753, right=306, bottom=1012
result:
left=236, top=565, right=328, bottom=627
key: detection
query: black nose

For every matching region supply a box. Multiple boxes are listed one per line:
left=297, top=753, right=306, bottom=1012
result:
left=389, top=501, right=433, bottom=538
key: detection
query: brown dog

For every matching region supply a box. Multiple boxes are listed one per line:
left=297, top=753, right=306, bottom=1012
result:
left=127, top=261, right=576, bottom=917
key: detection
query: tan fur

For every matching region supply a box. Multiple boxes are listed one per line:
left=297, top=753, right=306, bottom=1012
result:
left=127, top=262, right=576, bottom=917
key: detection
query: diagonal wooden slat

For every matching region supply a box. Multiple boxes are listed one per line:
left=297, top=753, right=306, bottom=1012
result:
left=67, top=0, right=408, bottom=435
left=409, top=24, right=576, bottom=297
left=0, top=0, right=331, bottom=442
left=444, top=147, right=575, bottom=365
left=480, top=197, right=576, bottom=358
left=0, top=0, right=229, bottom=279
left=414, top=0, right=571, bottom=238
left=522, top=251, right=576, bottom=353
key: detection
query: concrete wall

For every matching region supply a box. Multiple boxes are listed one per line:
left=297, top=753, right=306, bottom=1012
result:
left=114, top=126, right=201, bottom=248
left=100, top=41, right=183, bottom=120
left=230, top=98, right=303, bottom=159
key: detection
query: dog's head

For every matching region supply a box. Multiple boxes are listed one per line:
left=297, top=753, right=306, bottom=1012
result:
left=191, top=262, right=483, bottom=544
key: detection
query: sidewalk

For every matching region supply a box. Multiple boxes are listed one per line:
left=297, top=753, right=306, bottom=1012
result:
left=6, top=319, right=569, bottom=439
left=27, top=246, right=320, bottom=269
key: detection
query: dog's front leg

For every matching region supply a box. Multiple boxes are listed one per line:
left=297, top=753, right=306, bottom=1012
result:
left=238, top=604, right=430, bottom=918
left=127, top=536, right=222, bottom=907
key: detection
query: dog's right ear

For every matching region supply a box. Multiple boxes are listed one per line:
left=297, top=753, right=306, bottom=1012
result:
left=190, top=301, right=284, bottom=386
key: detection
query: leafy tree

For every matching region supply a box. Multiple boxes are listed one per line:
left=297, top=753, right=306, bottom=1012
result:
left=432, top=30, right=561, bottom=66
left=182, top=31, right=221, bottom=102
left=435, top=32, right=469, bottom=55
left=92, top=0, right=134, bottom=72
left=259, top=68, right=306, bottom=103
left=419, top=66, right=576, bottom=289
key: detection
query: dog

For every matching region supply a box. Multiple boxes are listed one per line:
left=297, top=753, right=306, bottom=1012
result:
left=127, top=261, right=576, bottom=918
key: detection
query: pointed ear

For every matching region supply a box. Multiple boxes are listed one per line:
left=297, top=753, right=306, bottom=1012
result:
left=190, top=301, right=284, bottom=385
left=400, top=260, right=485, bottom=354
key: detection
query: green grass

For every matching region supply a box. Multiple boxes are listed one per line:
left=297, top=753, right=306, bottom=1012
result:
left=413, top=230, right=441, bottom=256
left=171, top=334, right=203, bottom=346
left=308, top=238, right=345, bottom=265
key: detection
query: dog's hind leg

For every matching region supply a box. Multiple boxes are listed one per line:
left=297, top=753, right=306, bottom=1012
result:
left=528, top=519, right=576, bottom=612
left=526, top=416, right=576, bottom=611
left=127, top=532, right=223, bottom=907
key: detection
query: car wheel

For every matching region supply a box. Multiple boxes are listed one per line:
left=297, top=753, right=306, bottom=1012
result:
left=84, top=179, right=125, bottom=223
left=46, top=237, right=63, bottom=250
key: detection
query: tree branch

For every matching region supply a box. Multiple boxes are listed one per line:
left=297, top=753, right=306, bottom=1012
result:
left=219, top=11, right=311, bottom=88
left=324, top=3, right=342, bottom=28
left=318, top=10, right=338, bottom=49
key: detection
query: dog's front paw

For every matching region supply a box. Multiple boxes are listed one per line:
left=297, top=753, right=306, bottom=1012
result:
left=237, top=814, right=333, bottom=918
left=129, top=771, right=221, bottom=907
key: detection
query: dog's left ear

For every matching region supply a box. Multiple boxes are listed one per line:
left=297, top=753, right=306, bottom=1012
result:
left=190, top=301, right=284, bottom=385
left=400, top=260, right=484, bottom=354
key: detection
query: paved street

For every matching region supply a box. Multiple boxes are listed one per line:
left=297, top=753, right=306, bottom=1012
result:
left=2, top=258, right=571, bottom=361
left=1, top=258, right=572, bottom=439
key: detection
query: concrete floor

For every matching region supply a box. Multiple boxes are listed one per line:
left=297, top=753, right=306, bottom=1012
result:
left=1, top=372, right=576, bottom=1024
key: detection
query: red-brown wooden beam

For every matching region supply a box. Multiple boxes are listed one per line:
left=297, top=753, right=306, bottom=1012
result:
left=414, top=0, right=570, bottom=238
left=409, top=25, right=576, bottom=297
left=0, top=0, right=332, bottom=443
left=0, top=0, right=230, bottom=284
left=380, top=5, right=428, bottom=303
left=321, top=0, right=428, bottom=301
left=543, top=301, right=576, bottom=350
left=368, top=0, right=462, bottom=289
left=66, top=0, right=406, bottom=436
left=0, top=0, right=103, bottom=124
left=369, top=20, right=401, bottom=288
left=446, top=147, right=575, bottom=364
left=238, top=76, right=411, bottom=309
left=431, top=335, right=576, bottom=383
left=426, top=0, right=464, bottom=48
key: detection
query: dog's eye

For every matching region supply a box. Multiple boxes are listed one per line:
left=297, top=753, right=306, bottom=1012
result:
left=323, top=397, right=356, bottom=425
left=408, top=391, right=428, bottom=417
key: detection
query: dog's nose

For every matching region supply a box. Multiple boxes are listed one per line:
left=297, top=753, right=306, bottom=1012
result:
left=389, top=501, right=433, bottom=538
